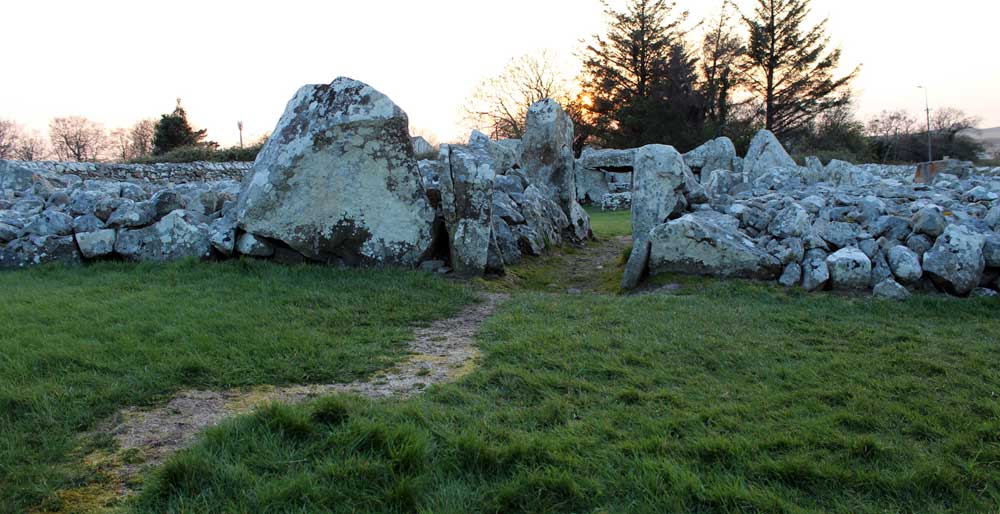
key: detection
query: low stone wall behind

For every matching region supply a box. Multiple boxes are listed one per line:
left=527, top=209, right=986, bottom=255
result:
left=3, top=160, right=253, bottom=184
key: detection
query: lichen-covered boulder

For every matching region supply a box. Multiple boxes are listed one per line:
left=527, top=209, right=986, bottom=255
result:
left=0, top=235, right=80, bottom=268
left=887, top=245, right=923, bottom=284
left=922, top=224, right=987, bottom=295
left=521, top=99, right=576, bottom=214
left=439, top=144, right=495, bottom=275
left=75, top=229, right=116, bottom=258
left=631, top=144, right=700, bottom=243
left=0, top=161, right=34, bottom=190
left=826, top=248, right=872, bottom=290
left=683, top=137, right=738, bottom=173
left=115, top=210, right=212, bottom=262
left=647, top=214, right=782, bottom=279
left=236, top=77, right=435, bottom=267
left=768, top=203, right=811, bottom=239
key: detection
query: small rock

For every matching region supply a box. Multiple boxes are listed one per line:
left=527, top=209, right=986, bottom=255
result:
left=826, top=247, right=872, bottom=290
left=911, top=206, right=946, bottom=238
left=75, top=229, right=117, bottom=259
left=235, top=233, right=275, bottom=257
left=873, top=279, right=911, bottom=300
left=779, top=263, right=802, bottom=288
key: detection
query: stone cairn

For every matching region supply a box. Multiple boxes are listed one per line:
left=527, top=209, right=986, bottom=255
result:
left=615, top=131, right=1000, bottom=299
left=0, top=77, right=589, bottom=276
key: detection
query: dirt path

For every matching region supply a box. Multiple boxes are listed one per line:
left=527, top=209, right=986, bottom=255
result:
left=563, top=235, right=632, bottom=293
left=70, top=293, right=507, bottom=507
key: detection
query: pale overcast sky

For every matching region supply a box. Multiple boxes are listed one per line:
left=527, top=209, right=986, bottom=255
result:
left=1, top=0, right=996, bottom=146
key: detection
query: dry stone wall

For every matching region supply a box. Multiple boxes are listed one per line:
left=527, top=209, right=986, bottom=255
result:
left=1, top=160, right=252, bottom=184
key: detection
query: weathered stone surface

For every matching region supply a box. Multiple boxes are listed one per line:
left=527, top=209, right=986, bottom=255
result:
left=568, top=201, right=591, bottom=241
left=601, top=192, right=631, bottom=211
left=469, top=130, right=517, bottom=174
left=826, top=248, right=872, bottom=290
left=439, top=144, right=495, bottom=275
left=236, top=233, right=275, bottom=257
left=236, top=77, right=435, bottom=267
left=779, top=263, right=802, bottom=287
left=874, top=278, right=911, bottom=300
left=412, top=136, right=435, bottom=156
left=984, top=233, right=1000, bottom=268
left=911, top=206, right=947, bottom=238
left=0, top=235, right=80, bottom=268
left=887, top=245, right=923, bottom=284
left=922, top=224, right=986, bottom=295
left=683, top=137, right=738, bottom=173
left=22, top=210, right=74, bottom=237
left=743, top=130, right=796, bottom=180
left=75, top=229, right=117, bottom=258
left=521, top=99, right=577, bottom=216
left=492, top=218, right=522, bottom=266
left=0, top=223, right=17, bottom=243
left=768, top=203, right=810, bottom=239
left=116, top=211, right=212, bottom=262
left=621, top=239, right=651, bottom=290
left=631, top=145, right=698, bottom=243
left=0, top=161, right=35, bottom=190
left=647, top=214, right=781, bottom=279
left=985, top=204, right=1000, bottom=231
left=73, top=214, right=106, bottom=234
left=106, top=200, right=156, bottom=229
left=578, top=148, right=635, bottom=172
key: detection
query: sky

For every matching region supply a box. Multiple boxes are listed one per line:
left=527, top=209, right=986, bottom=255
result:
left=2, top=0, right=997, bottom=147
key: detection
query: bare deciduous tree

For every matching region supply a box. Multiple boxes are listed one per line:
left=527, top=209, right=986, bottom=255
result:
left=866, top=110, right=917, bottom=163
left=129, top=119, right=156, bottom=159
left=0, top=119, right=19, bottom=159
left=463, top=51, right=575, bottom=140
left=15, top=130, right=49, bottom=161
left=49, top=116, right=106, bottom=162
left=110, top=128, right=133, bottom=162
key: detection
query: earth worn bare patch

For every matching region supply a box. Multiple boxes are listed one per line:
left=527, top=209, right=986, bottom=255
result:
left=59, top=293, right=507, bottom=510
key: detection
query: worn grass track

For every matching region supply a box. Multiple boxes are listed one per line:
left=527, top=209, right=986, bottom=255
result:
left=123, top=208, right=1000, bottom=514
left=0, top=259, right=475, bottom=513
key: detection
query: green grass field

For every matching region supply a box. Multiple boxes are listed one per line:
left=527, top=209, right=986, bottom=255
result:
left=585, top=206, right=632, bottom=238
left=0, top=260, right=475, bottom=513
left=4, top=207, right=1000, bottom=514
left=131, top=283, right=1000, bottom=514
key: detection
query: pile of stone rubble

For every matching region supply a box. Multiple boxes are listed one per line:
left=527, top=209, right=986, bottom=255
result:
left=0, top=78, right=589, bottom=275
left=621, top=130, right=1000, bottom=298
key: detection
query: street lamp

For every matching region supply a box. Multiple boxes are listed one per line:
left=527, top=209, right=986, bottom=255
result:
left=917, top=86, right=932, bottom=162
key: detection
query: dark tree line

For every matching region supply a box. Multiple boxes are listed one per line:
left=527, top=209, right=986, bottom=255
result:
left=574, top=0, right=859, bottom=154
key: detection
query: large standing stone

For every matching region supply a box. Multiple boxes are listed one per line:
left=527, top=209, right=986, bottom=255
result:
left=826, top=248, right=873, bottom=290
left=922, top=224, right=987, bottom=295
left=743, top=130, right=797, bottom=180
left=236, top=77, right=435, bottom=267
left=647, top=214, right=782, bottom=279
left=439, top=144, right=495, bottom=275
left=520, top=99, right=577, bottom=215
left=631, top=145, right=699, bottom=243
